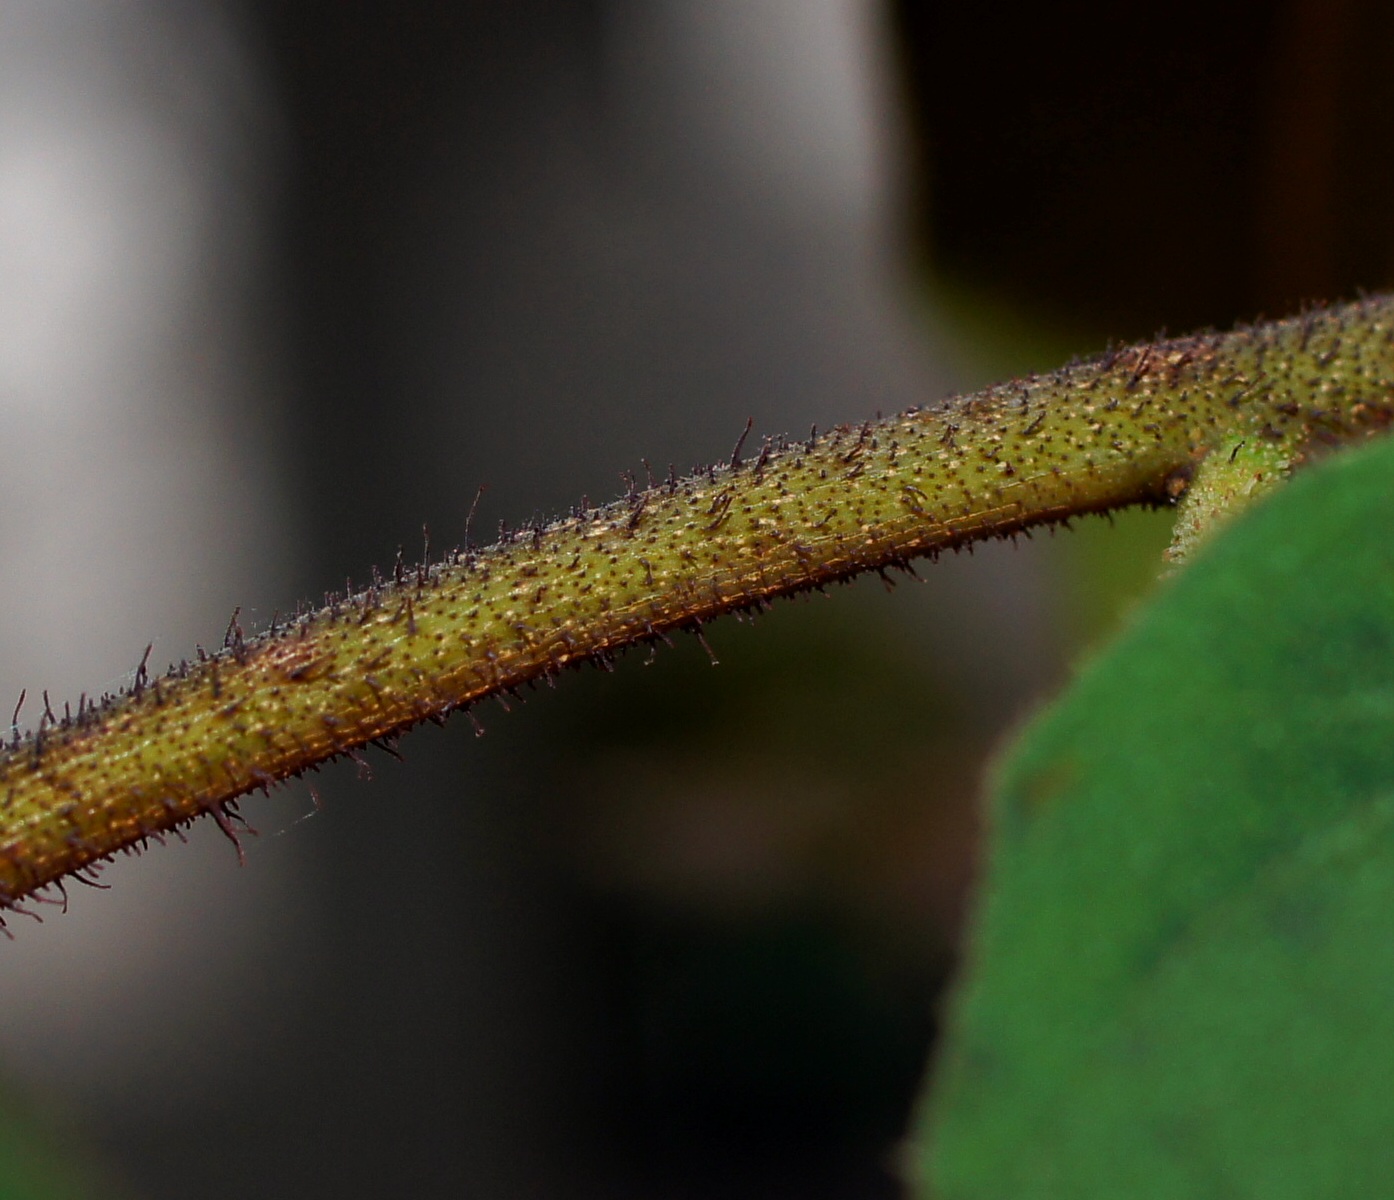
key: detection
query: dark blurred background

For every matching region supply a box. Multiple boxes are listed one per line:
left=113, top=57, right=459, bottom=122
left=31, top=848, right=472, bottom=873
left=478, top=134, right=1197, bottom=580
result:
left=0, top=1, right=1388, bottom=1197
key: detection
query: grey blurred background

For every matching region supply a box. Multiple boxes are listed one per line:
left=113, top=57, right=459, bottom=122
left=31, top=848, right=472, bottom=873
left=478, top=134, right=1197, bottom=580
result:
left=0, top=0, right=1387, bottom=1196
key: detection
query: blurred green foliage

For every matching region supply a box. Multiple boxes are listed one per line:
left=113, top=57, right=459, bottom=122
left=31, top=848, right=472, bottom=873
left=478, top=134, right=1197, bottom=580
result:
left=0, top=1087, right=107, bottom=1200
left=920, top=433, right=1394, bottom=1196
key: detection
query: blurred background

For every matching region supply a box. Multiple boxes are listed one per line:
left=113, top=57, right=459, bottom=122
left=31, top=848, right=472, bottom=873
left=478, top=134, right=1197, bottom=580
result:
left=0, top=1, right=1389, bottom=1196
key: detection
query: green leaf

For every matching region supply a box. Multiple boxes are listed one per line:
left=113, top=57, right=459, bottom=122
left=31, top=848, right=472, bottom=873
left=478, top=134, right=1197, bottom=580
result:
left=916, top=435, right=1394, bottom=1198
left=0, top=1090, right=103, bottom=1199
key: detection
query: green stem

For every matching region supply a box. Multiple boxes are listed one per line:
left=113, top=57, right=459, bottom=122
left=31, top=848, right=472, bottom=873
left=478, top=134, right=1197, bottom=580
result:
left=1, top=297, right=1391, bottom=913
left=1165, top=434, right=1295, bottom=565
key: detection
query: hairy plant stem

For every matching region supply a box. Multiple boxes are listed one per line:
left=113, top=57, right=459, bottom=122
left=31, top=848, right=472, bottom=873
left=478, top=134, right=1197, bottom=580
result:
left=0, top=297, right=1391, bottom=914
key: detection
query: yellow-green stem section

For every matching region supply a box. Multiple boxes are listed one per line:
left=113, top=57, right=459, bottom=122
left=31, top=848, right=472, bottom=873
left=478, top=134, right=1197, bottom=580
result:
left=1, top=298, right=1392, bottom=909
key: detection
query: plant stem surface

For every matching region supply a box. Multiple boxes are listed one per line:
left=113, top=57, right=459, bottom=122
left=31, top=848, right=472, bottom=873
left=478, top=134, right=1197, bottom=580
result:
left=1, top=297, right=1391, bottom=912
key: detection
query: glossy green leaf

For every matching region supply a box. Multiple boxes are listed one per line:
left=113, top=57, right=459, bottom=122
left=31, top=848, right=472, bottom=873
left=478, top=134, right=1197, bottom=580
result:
left=917, top=435, right=1394, bottom=1198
